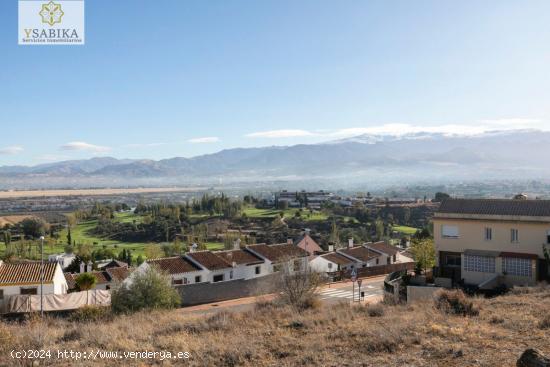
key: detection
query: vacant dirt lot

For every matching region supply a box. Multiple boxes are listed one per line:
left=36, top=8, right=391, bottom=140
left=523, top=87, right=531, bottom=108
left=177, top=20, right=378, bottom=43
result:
left=0, top=215, right=34, bottom=227
left=0, top=187, right=204, bottom=199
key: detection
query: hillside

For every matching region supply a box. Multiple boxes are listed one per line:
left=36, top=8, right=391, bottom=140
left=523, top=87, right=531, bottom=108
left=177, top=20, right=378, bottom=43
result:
left=2, top=130, right=550, bottom=189
left=1, top=286, right=549, bottom=366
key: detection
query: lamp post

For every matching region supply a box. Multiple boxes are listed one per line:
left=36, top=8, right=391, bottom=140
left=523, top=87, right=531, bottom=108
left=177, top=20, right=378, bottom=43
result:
left=40, top=235, right=44, bottom=318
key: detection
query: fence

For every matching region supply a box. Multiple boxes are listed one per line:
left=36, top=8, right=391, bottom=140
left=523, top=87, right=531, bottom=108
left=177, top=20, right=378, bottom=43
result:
left=329, top=262, right=415, bottom=280
left=1, top=290, right=110, bottom=314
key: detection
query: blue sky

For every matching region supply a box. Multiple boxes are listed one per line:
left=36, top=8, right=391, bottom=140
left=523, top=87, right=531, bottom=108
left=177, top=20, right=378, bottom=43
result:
left=1, top=0, right=550, bottom=165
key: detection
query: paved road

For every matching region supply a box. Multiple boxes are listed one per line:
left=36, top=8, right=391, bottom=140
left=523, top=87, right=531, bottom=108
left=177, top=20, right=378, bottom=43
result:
left=180, top=276, right=386, bottom=315
left=318, top=279, right=384, bottom=304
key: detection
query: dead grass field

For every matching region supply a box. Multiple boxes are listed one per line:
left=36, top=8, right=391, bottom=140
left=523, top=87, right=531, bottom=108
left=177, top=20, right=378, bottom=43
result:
left=1, top=286, right=549, bottom=366
left=0, top=187, right=205, bottom=199
left=0, top=215, right=35, bottom=227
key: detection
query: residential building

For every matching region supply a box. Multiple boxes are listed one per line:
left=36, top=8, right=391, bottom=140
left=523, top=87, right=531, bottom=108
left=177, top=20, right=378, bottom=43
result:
left=364, top=241, right=411, bottom=264
left=309, top=252, right=354, bottom=273
left=48, top=253, right=76, bottom=269
left=185, top=251, right=235, bottom=283
left=214, top=249, right=268, bottom=280
left=293, top=233, right=323, bottom=256
left=0, top=261, right=68, bottom=310
left=246, top=243, right=309, bottom=272
left=338, top=246, right=384, bottom=268
left=65, top=266, right=132, bottom=291
left=434, top=198, right=550, bottom=288
left=140, top=256, right=206, bottom=286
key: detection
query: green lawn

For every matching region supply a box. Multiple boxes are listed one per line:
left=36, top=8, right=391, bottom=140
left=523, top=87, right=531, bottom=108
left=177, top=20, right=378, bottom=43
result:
left=242, top=207, right=329, bottom=221
left=392, top=225, right=419, bottom=235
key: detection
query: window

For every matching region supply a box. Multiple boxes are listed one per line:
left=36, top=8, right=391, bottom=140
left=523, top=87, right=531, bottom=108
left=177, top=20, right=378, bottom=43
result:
left=547, top=230, right=550, bottom=244
left=503, top=257, right=532, bottom=277
left=0, top=290, right=3, bottom=300
left=173, top=279, right=183, bottom=285
left=484, top=227, right=492, bottom=241
left=327, top=262, right=333, bottom=270
left=106, top=285, right=111, bottom=290
left=444, top=254, right=461, bottom=267
left=229, top=270, right=233, bottom=280
left=184, top=277, right=188, bottom=285
left=376, top=258, right=379, bottom=265
left=213, top=274, right=224, bottom=282
left=442, top=225, right=459, bottom=238
left=195, top=275, right=202, bottom=283
left=393, top=254, right=397, bottom=262
left=464, top=255, right=495, bottom=273
left=511, top=229, right=519, bottom=243
left=20, top=287, right=38, bottom=295
left=255, top=266, right=261, bottom=275
left=386, top=257, right=390, bottom=265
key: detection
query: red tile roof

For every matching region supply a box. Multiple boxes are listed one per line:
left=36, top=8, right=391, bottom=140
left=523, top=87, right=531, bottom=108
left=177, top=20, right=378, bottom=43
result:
left=105, top=267, right=132, bottom=282
left=365, top=241, right=399, bottom=256
left=321, top=252, right=354, bottom=265
left=0, top=262, right=58, bottom=284
left=215, top=249, right=264, bottom=266
left=147, top=257, right=201, bottom=274
left=186, top=251, right=232, bottom=270
left=247, top=243, right=308, bottom=263
left=339, top=246, right=380, bottom=263
left=438, top=198, right=550, bottom=217
left=294, top=234, right=323, bottom=255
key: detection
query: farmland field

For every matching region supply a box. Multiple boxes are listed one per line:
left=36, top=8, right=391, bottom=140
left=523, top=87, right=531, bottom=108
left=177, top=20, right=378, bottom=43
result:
left=392, top=225, right=419, bottom=235
left=243, top=207, right=329, bottom=221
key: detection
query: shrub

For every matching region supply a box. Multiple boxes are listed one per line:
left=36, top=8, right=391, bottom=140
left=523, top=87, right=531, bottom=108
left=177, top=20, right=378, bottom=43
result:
left=69, top=305, right=113, bottom=323
left=276, top=259, right=322, bottom=311
left=434, top=289, right=479, bottom=316
left=75, top=273, right=97, bottom=291
left=538, top=315, right=550, bottom=330
left=366, top=303, right=385, bottom=317
left=111, top=266, right=180, bottom=314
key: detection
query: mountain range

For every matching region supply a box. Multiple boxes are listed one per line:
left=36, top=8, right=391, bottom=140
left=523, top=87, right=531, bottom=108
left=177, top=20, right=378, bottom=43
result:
left=1, top=130, right=549, bottom=189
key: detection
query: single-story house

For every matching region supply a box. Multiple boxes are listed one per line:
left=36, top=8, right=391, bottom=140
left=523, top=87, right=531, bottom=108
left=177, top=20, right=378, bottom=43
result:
left=185, top=251, right=235, bottom=283
left=214, top=249, right=268, bottom=280
left=309, top=252, right=355, bottom=273
left=246, top=243, right=309, bottom=272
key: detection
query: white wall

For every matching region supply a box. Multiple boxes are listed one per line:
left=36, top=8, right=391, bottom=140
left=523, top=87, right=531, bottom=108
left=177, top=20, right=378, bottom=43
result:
left=309, top=257, right=338, bottom=273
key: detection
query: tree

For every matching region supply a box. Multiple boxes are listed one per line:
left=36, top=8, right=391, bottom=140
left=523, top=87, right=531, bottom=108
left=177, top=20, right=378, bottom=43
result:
left=111, top=266, right=180, bottom=313
left=410, top=238, right=435, bottom=274
left=145, top=244, right=163, bottom=259
left=67, top=227, right=72, bottom=246
left=75, top=272, right=97, bottom=291
left=433, top=192, right=450, bottom=202
left=20, top=218, right=48, bottom=239
left=329, top=219, right=341, bottom=249
left=136, top=255, right=144, bottom=265
left=276, top=258, right=322, bottom=311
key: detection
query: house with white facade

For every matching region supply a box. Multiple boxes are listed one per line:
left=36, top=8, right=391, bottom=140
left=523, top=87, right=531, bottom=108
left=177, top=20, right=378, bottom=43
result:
left=309, top=252, right=354, bottom=273
left=214, top=249, right=268, bottom=280
left=337, top=245, right=385, bottom=268
left=0, top=260, right=68, bottom=310
left=185, top=251, right=236, bottom=283
left=364, top=241, right=412, bottom=264
left=246, top=243, right=309, bottom=273
left=140, top=256, right=207, bottom=285
left=48, top=253, right=76, bottom=269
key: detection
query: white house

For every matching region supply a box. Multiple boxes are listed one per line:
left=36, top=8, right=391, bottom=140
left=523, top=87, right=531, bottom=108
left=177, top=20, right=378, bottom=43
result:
left=214, top=249, right=268, bottom=280
left=0, top=260, right=68, bottom=310
left=309, top=252, right=355, bottom=273
left=185, top=251, right=235, bottom=283
left=363, top=241, right=412, bottom=264
left=48, top=253, right=76, bottom=269
left=246, top=243, right=309, bottom=273
left=137, top=256, right=208, bottom=285
left=337, top=245, right=385, bottom=268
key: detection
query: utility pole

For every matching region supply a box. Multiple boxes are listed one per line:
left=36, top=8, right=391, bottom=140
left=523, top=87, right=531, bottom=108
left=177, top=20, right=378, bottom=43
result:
left=40, top=236, right=44, bottom=318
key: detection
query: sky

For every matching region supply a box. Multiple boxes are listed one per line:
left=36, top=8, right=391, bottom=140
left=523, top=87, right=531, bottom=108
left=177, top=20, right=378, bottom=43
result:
left=1, top=0, right=550, bottom=166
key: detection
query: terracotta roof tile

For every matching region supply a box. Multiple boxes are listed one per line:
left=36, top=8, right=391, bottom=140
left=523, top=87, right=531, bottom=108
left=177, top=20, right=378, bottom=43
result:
left=186, top=251, right=232, bottom=270
left=215, top=249, right=264, bottom=266
left=0, top=262, right=57, bottom=284
left=365, top=241, right=399, bottom=256
left=247, top=243, right=308, bottom=263
left=321, top=252, right=354, bottom=265
left=338, top=246, right=379, bottom=263
left=147, top=257, right=201, bottom=274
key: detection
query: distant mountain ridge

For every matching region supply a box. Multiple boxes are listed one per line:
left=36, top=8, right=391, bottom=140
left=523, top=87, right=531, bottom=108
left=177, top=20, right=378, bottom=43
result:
left=1, top=130, right=550, bottom=187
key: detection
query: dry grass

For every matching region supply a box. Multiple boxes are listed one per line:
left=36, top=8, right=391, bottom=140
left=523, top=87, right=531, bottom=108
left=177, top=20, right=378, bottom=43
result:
left=0, top=215, right=35, bottom=227
left=0, top=286, right=549, bottom=366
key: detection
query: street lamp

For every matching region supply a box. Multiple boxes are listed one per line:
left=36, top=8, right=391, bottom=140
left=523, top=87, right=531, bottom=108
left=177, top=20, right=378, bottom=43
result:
left=40, top=235, right=45, bottom=318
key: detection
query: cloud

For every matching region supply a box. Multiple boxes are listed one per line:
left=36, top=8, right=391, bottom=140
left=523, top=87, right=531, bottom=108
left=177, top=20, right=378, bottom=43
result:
left=246, top=118, right=549, bottom=140
left=0, top=146, right=24, bottom=155
left=245, top=129, right=314, bottom=138
left=60, top=141, right=111, bottom=152
left=188, top=137, right=220, bottom=143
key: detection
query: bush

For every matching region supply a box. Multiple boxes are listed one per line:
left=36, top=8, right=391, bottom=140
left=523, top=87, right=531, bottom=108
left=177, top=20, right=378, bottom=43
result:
left=366, top=303, right=385, bottom=317
left=111, top=266, right=180, bottom=314
left=69, top=306, right=113, bottom=323
left=434, top=289, right=479, bottom=316
left=276, top=259, right=322, bottom=312
left=538, top=315, right=550, bottom=330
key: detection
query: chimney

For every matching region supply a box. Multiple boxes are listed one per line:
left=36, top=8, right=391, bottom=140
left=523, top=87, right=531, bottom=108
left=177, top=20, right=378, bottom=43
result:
left=304, top=228, right=311, bottom=236
left=190, top=243, right=197, bottom=253
left=328, top=245, right=334, bottom=252
left=87, top=261, right=93, bottom=273
left=233, top=238, right=241, bottom=250
left=79, top=261, right=85, bottom=273
left=348, top=238, right=354, bottom=248
left=287, top=238, right=293, bottom=245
